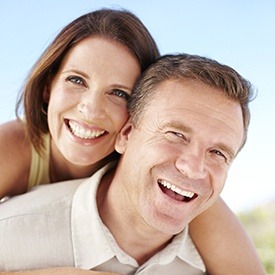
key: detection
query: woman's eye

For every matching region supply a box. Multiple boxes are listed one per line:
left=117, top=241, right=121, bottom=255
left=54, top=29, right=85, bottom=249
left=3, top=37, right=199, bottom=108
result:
left=112, top=89, right=130, bottom=101
left=67, top=76, right=85, bottom=86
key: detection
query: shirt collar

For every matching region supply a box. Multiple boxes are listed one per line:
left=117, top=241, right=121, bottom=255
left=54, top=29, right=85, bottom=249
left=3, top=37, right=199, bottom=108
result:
left=71, top=162, right=117, bottom=269
left=140, top=227, right=205, bottom=272
left=71, top=162, right=205, bottom=272
left=177, top=227, right=206, bottom=271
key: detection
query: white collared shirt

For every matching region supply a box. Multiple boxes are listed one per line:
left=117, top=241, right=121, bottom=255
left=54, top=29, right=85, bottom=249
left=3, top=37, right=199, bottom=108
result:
left=0, top=163, right=205, bottom=274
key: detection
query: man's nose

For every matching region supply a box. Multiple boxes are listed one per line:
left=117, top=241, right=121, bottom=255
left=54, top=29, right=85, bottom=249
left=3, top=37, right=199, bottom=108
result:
left=175, top=148, right=207, bottom=180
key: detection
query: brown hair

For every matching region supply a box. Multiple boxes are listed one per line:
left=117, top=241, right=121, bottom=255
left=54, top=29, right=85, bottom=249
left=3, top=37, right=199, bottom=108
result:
left=16, top=8, right=160, bottom=154
left=128, top=53, right=255, bottom=148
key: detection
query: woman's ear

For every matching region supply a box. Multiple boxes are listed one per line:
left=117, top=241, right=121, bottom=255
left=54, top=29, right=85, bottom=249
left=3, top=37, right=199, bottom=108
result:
left=43, top=78, right=52, bottom=103
left=115, top=119, right=133, bottom=154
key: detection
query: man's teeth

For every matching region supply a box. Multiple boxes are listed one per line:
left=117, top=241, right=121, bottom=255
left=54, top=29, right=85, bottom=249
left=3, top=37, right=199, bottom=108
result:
left=159, top=180, right=195, bottom=198
left=69, top=121, right=105, bottom=139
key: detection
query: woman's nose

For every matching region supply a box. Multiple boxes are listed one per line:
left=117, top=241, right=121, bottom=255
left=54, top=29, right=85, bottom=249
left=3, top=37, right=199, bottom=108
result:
left=77, top=90, right=106, bottom=120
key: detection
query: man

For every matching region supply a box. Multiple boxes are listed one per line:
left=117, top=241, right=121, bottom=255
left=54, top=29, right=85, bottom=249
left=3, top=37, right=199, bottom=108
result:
left=0, top=54, right=254, bottom=274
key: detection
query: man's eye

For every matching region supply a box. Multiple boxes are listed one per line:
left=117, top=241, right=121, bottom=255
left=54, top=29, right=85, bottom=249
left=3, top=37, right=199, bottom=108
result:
left=172, top=132, right=184, bottom=138
left=166, top=131, right=187, bottom=141
left=211, top=149, right=227, bottom=161
left=112, top=89, right=130, bottom=101
left=67, top=76, right=85, bottom=86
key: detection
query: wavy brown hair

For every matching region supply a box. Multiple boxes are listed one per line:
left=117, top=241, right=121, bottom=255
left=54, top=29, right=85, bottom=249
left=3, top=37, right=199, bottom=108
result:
left=16, top=8, right=160, bottom=154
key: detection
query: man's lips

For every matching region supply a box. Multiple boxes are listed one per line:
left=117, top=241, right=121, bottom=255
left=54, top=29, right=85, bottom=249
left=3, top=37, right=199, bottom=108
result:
left=65, top=119, right=106, bottom=140
left=158, top=179, right=198, bottom=202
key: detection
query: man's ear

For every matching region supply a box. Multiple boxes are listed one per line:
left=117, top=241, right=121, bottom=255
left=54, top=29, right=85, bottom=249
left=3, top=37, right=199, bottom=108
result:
left=115, top=119, right=133, bottom=154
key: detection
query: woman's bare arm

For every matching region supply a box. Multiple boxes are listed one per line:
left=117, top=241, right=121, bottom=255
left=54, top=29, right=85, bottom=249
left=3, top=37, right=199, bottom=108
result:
left=189, top=197, right=265, bottom=275
left=0, top=119, right=31, bottom=198
left=0, top=268, right=121, bottom=275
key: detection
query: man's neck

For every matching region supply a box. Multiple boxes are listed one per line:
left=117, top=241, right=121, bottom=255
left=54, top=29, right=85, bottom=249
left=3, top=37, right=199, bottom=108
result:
left=97, top=168, right=173, bottom=265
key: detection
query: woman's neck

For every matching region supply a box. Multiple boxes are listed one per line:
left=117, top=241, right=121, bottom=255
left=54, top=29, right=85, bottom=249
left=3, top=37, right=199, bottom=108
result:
left=49, top=141, right=117, bottom=183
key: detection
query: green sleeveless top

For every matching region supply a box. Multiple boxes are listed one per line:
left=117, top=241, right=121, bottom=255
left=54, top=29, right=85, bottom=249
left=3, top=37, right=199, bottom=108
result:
left=28, top=134, right=50, bottom=189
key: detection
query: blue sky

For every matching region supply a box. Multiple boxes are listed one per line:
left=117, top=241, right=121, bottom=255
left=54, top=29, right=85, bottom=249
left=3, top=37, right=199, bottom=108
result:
left=1, top=0, right=275, bottom=212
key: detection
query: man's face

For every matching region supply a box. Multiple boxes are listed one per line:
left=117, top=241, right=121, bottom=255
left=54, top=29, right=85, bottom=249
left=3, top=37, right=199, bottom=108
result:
left=115, top=79, right=244, bottom=235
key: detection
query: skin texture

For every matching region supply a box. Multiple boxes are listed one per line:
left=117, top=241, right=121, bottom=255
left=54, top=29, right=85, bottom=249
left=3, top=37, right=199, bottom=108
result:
left=0, top=120, right=31, bottom=197
left=99, top=79, right=245, bottom=265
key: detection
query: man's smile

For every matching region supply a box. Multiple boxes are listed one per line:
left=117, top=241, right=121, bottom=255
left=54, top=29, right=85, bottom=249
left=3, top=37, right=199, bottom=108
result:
left=157, top=179, right=197, bottom=202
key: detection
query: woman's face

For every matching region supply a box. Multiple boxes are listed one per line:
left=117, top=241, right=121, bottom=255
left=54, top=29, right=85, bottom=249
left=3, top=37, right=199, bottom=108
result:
left=45, top=37, right=141, bottom=166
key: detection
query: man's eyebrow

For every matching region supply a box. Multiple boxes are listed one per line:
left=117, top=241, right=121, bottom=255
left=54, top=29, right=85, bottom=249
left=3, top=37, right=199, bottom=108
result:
left=160, top=120, right=193, bottom=133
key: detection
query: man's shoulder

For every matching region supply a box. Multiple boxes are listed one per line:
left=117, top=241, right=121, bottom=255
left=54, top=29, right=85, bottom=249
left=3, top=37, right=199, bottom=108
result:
left=0, top=179, right=84, bottom=270
left=0, top=178, right=84, bottom=220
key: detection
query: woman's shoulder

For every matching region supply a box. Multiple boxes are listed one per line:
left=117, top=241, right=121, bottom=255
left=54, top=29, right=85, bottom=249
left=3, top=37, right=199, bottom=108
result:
left=0, top=119, right=32, bottom=197
left=0, top=118, right=27, bottom=140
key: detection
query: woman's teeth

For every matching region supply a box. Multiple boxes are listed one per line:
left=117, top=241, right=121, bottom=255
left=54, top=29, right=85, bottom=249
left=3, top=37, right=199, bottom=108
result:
left=68, top=121, right=105, bottom=139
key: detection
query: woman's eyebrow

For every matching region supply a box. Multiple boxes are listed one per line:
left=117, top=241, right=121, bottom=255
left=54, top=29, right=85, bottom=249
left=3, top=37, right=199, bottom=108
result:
left=62, top=69, right=132, bottom=91
left=62, top=68, right=89, bottom=77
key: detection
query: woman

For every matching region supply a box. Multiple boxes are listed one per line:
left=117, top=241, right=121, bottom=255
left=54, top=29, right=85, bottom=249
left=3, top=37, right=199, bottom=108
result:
left=0, top=8, right=264, bottom=274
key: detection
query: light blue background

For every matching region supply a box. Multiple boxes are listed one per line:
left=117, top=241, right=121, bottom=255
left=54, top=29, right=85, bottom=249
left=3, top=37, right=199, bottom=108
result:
left=1, top=0, right=274, bottom=212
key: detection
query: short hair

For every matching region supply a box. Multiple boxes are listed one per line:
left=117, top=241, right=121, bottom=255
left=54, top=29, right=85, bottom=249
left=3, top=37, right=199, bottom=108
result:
left=128, top=53, right=255, bottom=148
left=16, top=8, right=160, bottom=154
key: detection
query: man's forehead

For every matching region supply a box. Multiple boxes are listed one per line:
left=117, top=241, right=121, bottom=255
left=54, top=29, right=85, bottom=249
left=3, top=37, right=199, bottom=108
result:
left=140, top=79, right=244, bottom=152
